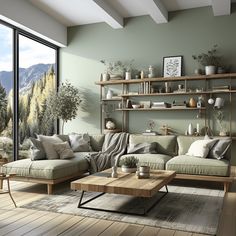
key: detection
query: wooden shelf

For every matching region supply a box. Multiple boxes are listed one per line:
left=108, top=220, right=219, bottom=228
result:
left=117, top=107, right=206, bottom=111
left=102, top=98, right=122, bottom=101
left=120, top=90, right=236, bottom=97
left=95, top=73, right=236, bottom=85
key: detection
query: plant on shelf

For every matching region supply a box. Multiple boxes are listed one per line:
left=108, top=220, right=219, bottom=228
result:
left=47, top=81, right=82, bottom=134
left=120, top=156, right=139, bottom=173
left=100, top=60, right=134, bottom=80
left=192, top=45, right=222, bottom=75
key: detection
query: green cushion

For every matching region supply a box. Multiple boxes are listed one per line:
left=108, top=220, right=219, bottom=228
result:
left=129, top=134, right=177, bottom=156
left=119, top=153, right=173, bottom=170
left=166, top=155, right=230, bottom=176
left=90, top=134, right=105, bottom=151
left=2, top=152, right=90, bottom=180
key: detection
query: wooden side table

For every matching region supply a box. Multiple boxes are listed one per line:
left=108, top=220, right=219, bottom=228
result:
left=0, top=174, right=17, bottom=207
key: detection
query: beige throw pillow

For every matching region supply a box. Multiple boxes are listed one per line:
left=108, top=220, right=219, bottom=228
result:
left=186, top=139, right=217, bottom=158
left=53, top=142, right=75, bottom=159
left=37, top=134, right=63, bottom=159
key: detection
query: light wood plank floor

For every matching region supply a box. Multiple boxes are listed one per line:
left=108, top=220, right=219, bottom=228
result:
left=0, top=167, right=235, bottom=236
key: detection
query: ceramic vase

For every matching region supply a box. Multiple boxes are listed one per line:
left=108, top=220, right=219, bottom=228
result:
left=189, top=98, right=197, bottom=107
left=125, top=72, right=131, bottom=80
left=188, top=123, right=194, bottom=135
left=205, top=66, right=216, bottom=75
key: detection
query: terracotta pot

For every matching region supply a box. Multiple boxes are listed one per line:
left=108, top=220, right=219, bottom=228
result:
left=189, top=98, right=197, bottom=107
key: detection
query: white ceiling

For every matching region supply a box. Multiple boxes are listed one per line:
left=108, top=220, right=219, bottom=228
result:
left=29, top=0, right=235, bottom=28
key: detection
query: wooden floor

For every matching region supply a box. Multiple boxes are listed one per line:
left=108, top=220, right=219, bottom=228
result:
left=0, top=167, right=236, bottom=236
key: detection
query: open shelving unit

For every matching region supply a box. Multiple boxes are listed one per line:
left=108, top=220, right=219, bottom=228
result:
left=96, top=73, right=236, bottom=136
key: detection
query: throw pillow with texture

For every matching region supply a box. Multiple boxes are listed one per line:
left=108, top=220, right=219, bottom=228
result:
left=37, top=134, right=64, bottom=159
left=127, top=142, right=157, bottom=154
left=69, top=133, right=92, bottom=152
left=208, top=138, right=232, bottom=160
left=53, top=142, right=75, bottom=159
left=186, top=139, right=217, bottom=158
left=29, top=137, right=46, bottom=160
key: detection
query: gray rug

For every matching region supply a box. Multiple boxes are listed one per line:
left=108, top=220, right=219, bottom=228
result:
left=21, top=186, right=224, bottom=235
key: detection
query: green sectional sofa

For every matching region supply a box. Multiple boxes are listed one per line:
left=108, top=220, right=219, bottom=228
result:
left=1, top=134, right=233, bottom=194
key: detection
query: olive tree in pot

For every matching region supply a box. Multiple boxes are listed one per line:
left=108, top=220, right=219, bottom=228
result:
left=120, top=156, right=139, bottom=173
left=47, top=81, right=81, bottom=134
left=192, top=45, right=222, bottom=75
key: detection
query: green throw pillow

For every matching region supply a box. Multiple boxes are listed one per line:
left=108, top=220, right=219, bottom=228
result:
left=127, top=142, right=157, bottom=154
left=29, top=137, right=46, bottom=161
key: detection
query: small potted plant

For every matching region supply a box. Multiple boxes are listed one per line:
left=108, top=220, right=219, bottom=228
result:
left=192, top=45, right=222, bottom=75
left=120, top=156, right=139, bottom=173
left=100, top=60, right=126, bottom=80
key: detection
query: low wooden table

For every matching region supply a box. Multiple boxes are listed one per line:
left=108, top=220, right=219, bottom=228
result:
left=71, top=169, right=176, bottom=215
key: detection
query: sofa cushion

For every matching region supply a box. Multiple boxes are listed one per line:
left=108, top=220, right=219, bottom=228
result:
left=37, top=134, right=64, bottom=160
left=129, top=135, right=177, bottom=156
left=69, top=133, right=92, bottom=152
left=208, top=138, right=232, bottom=160
left=186, top=139, right=217, bottom=158
left=29, top=137, right=46, bottom=161
left=177, top=136, right=232, bottom=160
left=119, top=153, right=173, bottom=170
left=53, top=142, right=75, bottom=159
left=127, top=142, right=157, bottom=154
left=2, top=152, right=91, bottom=180
left=90, top=134, right=105, bottom=152
left=166, top=155, right=230, bottom=176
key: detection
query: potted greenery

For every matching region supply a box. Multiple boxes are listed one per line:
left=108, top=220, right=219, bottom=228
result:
left=120, top=156, right=139, bottom=173
left=47, top=81, right=81, bottom=134
left=192, top=45, right=222, bottom=75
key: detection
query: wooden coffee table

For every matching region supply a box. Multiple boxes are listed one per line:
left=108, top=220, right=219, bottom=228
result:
left=71, top=169, right=176, bottom=215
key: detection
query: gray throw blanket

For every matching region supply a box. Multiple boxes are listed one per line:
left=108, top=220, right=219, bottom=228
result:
left=86, top=132, right=129, bottom=173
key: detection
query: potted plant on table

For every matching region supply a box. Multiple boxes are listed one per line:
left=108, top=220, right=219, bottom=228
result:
left=120, top=156, right=139, bottom=173
left=192, top=45, right=222, bottom=75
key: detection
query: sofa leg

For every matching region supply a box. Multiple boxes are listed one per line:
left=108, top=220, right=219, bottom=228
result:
left=0, top=179, right=3, bottom=189
left=47, top=184, right=53, bottom=195
left=224, top=182, right=230, bottom=192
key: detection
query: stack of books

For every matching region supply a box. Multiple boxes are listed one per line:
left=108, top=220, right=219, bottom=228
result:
left=212, top=85, right=230, bottom=92
left=151, top=102, right=170, bottom=108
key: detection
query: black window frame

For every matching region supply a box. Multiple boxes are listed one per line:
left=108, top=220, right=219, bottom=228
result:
left=0, top=19, right=59, bottom=161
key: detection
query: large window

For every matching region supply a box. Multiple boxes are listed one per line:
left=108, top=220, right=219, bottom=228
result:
left=0, top=21, right=58, bottom=162
left=0, top=24, right=13, bottom=162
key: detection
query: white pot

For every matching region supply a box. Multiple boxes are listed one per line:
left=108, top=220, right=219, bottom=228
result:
left=121, top=166, right=137, bottom=173
left=125, top=72, right=131, bottom=80
left=205, top=66, right=216, bottom=75
left=102, top=73, right=110, bottom=81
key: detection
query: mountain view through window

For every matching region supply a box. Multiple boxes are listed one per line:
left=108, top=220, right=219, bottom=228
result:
left=0, top=24, right=57, bottom=162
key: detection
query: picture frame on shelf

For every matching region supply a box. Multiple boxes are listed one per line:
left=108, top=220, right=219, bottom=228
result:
left=163, top=55, right=183, bottom=77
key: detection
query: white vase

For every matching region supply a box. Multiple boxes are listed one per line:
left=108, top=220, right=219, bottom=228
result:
left=102, top=73, right=110, bottom=81
left=205, top=66, right=216, bottom=75
left=106, top=89, right=113, bottom=99
left=125, top=72, right=131, bottom=80
left=188, top=123, right=194, bottom=135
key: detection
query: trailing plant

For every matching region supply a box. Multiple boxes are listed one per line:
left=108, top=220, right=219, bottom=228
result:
left=120, top=156, right=139, bottom=168
left=47, top=81, right=81, bottom=134
left=192, top=45, right=222, bottom=67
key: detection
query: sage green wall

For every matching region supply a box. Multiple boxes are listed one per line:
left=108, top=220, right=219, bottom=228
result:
left=60, top=6, right=236, bottom=163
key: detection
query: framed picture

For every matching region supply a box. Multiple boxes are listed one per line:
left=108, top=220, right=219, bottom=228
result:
left=163, top=56, right=183, bottom=77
